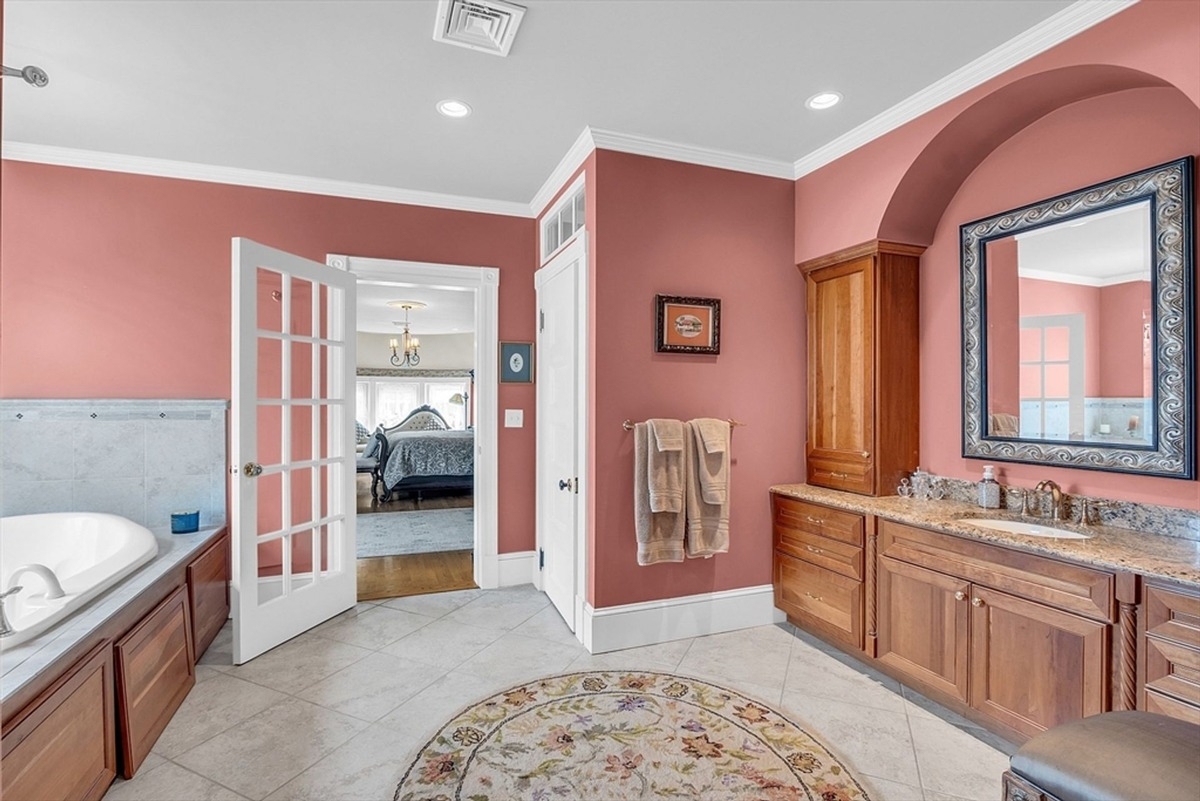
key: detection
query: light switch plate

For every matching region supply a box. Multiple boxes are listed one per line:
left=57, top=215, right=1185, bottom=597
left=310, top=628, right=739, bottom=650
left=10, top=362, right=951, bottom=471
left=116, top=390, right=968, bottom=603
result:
left=504, top=409, right=524, bottom=428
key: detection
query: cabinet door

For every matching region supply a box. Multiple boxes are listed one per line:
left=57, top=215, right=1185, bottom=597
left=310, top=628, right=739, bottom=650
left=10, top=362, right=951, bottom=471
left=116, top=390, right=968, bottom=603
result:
left=876, top=556, right=969, bottom=702
left=188, top=530, right=230, bottom=659
left=806, top=256, right=874, bottom=494
left=1, top=642, right=116, bottom=801
left=969, top=586, right=1109, bottom=738
left=115, top=585, right=196, bottom=777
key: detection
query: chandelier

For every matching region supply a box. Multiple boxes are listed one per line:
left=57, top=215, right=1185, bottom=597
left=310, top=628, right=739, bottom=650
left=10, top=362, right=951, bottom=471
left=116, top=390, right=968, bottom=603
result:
left=389, top=303, right=422, bottom=367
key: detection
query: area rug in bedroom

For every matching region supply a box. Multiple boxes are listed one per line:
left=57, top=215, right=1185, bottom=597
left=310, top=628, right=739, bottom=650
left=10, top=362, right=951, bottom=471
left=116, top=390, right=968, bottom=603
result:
left=393, top=670, right=872, bottom=801
left=356, top=508, right=473, bottom=558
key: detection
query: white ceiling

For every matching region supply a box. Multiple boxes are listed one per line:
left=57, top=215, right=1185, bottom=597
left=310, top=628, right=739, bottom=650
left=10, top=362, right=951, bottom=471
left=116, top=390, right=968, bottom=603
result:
left=1, top=0, right=1088, bottom=209
left=356, top=281, right=475, bottom=336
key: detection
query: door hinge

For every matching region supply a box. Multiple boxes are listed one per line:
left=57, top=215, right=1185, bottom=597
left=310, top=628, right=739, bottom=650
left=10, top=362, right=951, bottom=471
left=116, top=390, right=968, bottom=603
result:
left=574, top=477, right=579, bottom=494
left=538, top=548, right=545, bottom=570
left=539, top=309, right=545, bottom=332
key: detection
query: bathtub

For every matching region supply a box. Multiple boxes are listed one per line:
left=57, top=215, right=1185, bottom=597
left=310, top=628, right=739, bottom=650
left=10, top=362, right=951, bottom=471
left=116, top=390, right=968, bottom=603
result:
left=0, top=512, right=159, bottom=648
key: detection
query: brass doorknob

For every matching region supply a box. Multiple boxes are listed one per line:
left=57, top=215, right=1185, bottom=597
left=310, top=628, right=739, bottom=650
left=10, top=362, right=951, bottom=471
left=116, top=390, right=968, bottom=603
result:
left=558, top=478, right=573, bottom=492
left=243, top=462, right=263, bottom=477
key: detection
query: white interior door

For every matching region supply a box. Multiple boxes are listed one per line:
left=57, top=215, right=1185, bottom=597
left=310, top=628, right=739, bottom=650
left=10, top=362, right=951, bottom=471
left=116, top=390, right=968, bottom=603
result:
left=535, top=234, right=588, bottom=632
left=231, top=238, right=357, bottom=664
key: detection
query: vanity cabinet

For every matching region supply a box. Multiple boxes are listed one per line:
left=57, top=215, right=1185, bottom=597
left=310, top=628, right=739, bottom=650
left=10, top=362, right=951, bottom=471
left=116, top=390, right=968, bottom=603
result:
left=798, top=240, right=922, bottom=496
left=1140, top=580, right=1200, bottom=724
left=877, top=520, right=1113, bottom=738
left=772, top=495, right=867, bottom=650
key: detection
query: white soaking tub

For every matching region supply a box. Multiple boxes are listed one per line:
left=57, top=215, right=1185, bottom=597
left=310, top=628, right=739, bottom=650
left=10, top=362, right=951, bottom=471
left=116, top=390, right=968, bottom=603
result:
left=0, top=512, right=158, bottom=648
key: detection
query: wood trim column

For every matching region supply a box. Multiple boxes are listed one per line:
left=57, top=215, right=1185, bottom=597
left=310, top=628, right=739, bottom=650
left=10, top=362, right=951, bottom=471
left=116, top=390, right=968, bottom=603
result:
left=1116, top=571, right=1140, bottom=711
left=864, top=516, right=878, bottom=657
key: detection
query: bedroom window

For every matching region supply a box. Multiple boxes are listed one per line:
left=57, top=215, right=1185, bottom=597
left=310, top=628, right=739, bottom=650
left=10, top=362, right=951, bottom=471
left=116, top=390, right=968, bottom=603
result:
left=355, top=376, right=469, bottom=431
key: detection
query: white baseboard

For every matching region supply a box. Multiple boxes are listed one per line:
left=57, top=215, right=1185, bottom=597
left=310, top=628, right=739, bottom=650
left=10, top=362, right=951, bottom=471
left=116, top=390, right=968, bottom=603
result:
left=582, top=584, right=785, bottom=654
left=496, top=550, right=537, bottom=587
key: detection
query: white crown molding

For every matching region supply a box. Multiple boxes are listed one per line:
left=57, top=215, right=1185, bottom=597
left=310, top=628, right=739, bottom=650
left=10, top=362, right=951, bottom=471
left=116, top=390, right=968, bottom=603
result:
left=0, top=141, right=533, bottom=218
left=529, top=127, right=597, bottom=218
left=792, top=0, right=1139, bottom=180
left=589, top=128, right=795, bottom=181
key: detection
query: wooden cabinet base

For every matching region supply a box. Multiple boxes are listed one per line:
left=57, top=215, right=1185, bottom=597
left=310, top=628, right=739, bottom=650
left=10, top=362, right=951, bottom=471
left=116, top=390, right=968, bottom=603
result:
left=115, top=585, right=196, bottom=777
left=1, top=643, right=117, bottom=801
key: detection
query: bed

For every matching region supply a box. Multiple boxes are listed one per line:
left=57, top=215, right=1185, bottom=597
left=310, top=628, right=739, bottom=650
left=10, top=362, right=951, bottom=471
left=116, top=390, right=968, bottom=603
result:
left=365, top=406, right=474, bottom=503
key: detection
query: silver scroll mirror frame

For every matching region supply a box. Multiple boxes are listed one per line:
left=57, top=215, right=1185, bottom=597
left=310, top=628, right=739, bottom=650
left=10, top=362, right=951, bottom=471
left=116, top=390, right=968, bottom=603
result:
left=961, top=155, right=1195, bottom=479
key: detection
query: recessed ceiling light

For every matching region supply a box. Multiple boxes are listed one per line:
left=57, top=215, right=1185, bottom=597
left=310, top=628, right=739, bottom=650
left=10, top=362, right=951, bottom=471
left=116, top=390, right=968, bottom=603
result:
left=436, top=99, right=472, bottom=118
left=806, top=91, right=842, bottom=110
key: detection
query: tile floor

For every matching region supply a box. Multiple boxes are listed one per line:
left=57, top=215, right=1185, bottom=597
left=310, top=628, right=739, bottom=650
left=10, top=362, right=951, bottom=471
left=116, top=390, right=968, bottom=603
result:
left=103, top=585, right=1014, bottom=801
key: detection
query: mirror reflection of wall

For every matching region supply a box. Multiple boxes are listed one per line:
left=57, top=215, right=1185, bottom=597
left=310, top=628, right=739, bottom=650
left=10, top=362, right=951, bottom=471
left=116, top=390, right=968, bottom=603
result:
left=984, top=201, right=1153, bottom=445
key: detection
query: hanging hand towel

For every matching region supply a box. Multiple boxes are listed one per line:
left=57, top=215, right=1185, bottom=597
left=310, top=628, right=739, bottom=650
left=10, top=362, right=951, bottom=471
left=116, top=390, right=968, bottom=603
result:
left=684, top=420, right=729, bottom=558
left=634, top=422, right=685, bottom=565
left=691, top=418, right=730, bottom=505
left=646, top=418, right=685, bottom=513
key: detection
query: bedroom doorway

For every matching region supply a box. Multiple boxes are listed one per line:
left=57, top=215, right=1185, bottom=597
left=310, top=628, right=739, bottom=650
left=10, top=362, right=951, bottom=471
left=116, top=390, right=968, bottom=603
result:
left=328, top=255, right=500, bottom=599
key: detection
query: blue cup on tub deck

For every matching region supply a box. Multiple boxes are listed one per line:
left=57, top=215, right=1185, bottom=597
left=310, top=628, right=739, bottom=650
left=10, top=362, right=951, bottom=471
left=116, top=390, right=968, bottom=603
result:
left=170, top=510, right=200, bottom=534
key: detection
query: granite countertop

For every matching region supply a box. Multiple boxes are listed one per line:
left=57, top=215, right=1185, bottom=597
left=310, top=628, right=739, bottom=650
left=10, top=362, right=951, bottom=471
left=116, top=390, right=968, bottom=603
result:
left=770, top=484, right=1200, bottom=587
left=0, top=525, right=225, bottom=705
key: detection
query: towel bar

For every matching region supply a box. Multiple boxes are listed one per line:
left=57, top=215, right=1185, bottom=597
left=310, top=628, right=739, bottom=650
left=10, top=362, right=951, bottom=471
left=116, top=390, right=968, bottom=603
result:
left=622, top=419, right=745, bottom=430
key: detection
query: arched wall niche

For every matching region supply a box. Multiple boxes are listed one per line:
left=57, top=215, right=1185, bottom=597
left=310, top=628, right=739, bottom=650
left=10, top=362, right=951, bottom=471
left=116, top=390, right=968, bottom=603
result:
left=877, top=64, right=1183, bottom=247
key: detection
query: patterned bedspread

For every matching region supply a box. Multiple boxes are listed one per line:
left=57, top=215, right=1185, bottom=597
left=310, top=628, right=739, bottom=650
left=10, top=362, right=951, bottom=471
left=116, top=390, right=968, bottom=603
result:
left=382, top=430, right=474, bottom=488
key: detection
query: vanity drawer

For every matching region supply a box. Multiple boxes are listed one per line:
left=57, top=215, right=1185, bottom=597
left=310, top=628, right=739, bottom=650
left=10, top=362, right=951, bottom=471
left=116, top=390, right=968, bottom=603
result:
left=1141, top=582, right=1200, bottom=719
left=878, top=520, right=1114, bottom=621
left=774, top=551, right=863, bottom=650
left=775, top=527, right=862, bottom=580
left=772, top=495, right=864, bottom=546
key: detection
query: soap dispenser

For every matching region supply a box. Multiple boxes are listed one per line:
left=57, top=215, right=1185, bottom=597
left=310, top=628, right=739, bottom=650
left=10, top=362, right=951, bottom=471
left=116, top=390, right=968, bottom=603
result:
left=978, top=465, right=1000, bottom=509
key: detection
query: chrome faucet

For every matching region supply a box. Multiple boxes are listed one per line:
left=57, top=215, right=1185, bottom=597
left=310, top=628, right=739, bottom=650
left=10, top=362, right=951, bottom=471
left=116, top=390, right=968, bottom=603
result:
left=0, top=585, right=23, bottom=638
left=1032, top=479, right=1066, bottom=521
left=6, top=564, right=66, bottom=600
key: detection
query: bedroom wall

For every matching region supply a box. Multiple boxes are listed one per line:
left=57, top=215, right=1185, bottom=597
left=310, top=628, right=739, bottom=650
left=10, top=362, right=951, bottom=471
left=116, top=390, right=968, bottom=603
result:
left=590, top=150, right=799, bottom=608
left=0, top=162, right=541, bottom=552
left=793, top=0, right=1200, bottom=510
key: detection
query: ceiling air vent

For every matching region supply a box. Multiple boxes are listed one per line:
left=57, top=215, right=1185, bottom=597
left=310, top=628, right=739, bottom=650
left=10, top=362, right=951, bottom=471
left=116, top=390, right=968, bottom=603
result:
left=433, top=0, right=527, bottom=58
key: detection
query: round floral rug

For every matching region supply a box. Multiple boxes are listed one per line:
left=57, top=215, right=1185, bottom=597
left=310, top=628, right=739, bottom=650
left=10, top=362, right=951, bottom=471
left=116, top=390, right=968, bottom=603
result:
left=393, top=670, right=872, bottom=801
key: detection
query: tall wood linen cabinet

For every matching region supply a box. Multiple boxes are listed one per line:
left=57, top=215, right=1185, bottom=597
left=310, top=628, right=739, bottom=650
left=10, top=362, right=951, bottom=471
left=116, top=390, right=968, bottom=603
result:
left=798, top=240, right=923, bottom=496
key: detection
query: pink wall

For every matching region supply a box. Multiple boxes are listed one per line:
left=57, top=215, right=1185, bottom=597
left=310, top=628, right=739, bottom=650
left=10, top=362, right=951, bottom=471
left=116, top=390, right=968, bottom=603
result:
left=795, top=2, right=1199, bottom=509
left=1018, top=277, right=1101, bottom=397
left=590, top=150, right=799, bottom=608
left=920, top=86, right=1199, bottom=508
left=1099, top=281, right=1151, bottom=398
left=0, top=162, right=541, bottom=552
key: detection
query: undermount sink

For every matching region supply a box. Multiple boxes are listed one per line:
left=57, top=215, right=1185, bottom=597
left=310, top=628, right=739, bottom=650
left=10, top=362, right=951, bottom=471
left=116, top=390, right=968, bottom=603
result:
left=956, top=518, right=1092, bottom=540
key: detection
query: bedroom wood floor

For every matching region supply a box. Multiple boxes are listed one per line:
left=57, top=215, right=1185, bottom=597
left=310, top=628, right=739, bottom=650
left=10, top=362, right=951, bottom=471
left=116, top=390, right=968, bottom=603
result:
left=355, top=475, right=476, bottom=600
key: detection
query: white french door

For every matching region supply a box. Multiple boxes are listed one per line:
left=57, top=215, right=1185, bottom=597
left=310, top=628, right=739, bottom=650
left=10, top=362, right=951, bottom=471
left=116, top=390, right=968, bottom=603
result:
left=535, top=234, right=588, bottom=633
left=231, top=238, right=357, bottom=664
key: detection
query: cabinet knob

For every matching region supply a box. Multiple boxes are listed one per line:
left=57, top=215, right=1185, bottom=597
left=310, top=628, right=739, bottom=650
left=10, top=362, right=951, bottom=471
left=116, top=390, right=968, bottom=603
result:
left=805, top=545, right=824, bottom=555
left=861, top=451, right=870, bottom=459
left=804, top=592, right=824, bottom=602
left=971, top=597, right=984, bottom=607
left=830, top=472, right=848, bottom=479
left=805, top=516, right=824, bottom=525
left=954, top=591, right=966, bottom=602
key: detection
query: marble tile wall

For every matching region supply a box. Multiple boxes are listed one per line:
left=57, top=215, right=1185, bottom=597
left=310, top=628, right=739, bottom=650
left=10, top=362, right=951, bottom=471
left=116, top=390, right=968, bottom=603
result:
left=0, top=400, right=228, bottom=529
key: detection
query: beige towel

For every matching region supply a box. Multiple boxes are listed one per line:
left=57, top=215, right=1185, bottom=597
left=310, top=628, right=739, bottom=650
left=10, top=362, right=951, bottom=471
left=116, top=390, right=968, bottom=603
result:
left=691, top=418, right=730, bottom=505
left=685, top=420, right=729, bottom=558
left=646, top=419, right=684, bottom=513
left=633, top=422, right=685, bottom=565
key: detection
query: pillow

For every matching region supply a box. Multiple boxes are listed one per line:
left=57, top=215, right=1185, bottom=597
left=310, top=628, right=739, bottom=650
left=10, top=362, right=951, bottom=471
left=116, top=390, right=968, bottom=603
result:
left=355, top=420, right=370, bottom=444
left=397, top=410, right=449, bottom=431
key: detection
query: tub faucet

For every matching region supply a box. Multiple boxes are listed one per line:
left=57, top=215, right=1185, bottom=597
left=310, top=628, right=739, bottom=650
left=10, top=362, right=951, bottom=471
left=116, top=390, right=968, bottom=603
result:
left=7, top=564, right=66, bottom=600
left=0, top=585, right=23, bottom=638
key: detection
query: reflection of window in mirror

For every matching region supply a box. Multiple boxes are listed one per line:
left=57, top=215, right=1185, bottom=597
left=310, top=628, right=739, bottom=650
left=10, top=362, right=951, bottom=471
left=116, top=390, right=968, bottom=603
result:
left=984, top=201, right=1154, bottom=446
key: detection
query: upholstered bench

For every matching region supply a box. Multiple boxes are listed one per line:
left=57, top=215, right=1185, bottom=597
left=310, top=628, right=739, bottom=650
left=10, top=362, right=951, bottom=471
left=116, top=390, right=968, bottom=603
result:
left=1003, top=711, right=1200, bottom=801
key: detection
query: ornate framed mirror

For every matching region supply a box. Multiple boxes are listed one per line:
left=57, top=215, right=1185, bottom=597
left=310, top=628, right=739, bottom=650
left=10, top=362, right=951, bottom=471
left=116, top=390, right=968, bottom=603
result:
left=961, top=156, right=1194, bottom=478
